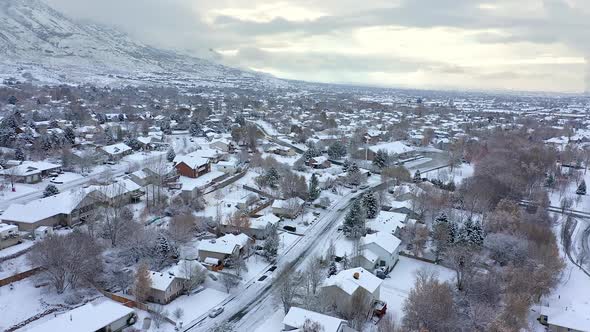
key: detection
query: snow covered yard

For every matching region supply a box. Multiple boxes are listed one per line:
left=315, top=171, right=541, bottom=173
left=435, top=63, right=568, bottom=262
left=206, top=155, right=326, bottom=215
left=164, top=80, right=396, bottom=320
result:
left=379, top=256, right=455, bottom=322
left=0, top=279, right=99, bottom=331
left=0, top=183, right=38, bottom=203
left=0, top=254, right=33, bottom=279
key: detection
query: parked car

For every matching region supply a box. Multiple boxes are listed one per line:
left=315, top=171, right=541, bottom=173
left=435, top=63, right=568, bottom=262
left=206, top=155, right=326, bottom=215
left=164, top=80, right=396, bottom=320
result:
left=209, top=307, right=224, bottom=318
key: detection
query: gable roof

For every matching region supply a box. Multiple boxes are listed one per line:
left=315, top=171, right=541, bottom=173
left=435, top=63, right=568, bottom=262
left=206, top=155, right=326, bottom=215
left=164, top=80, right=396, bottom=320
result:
left=323, top=267, right=382, bottom=296
left=283, top=307, right=346, bottom=332
left=362, top=232, right=402, bottom=255
left=100, top=143, right=132, bottom=155
left=1, top=189, right=100, bottom=224
left=24, top=299, right=134, bottom=332
left=198, top=233, right=250, bottom=255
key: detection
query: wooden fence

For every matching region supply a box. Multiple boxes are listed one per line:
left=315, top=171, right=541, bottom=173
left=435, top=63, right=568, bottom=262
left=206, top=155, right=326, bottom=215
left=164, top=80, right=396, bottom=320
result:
left=0, top=267, right=43, bottom=287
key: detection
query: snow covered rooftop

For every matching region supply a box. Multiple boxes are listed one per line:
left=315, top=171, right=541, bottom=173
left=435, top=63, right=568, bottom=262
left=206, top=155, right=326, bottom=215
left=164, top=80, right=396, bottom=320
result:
left=198, top=233, right=250, bottom=255
left=362, top=232, right=402, bottom=255
left=369, top=141, right=415, bottom=155
left=283, top=307, right=346, bottom=332
left=1, top=189, right=95, bottom=224
left=323, top=267, right=383, bottom=296
left=23, top=299, right=134, bottom=332
left=250, top=213, right=280, bottom=230
left=100, top=143, right=132, bottom=155
left=0, top=161, right=60, bottom=176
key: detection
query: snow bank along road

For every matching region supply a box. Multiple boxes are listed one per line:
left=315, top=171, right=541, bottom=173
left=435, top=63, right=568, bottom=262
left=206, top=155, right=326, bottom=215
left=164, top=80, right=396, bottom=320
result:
left=184, top=180, right=388, bottom=332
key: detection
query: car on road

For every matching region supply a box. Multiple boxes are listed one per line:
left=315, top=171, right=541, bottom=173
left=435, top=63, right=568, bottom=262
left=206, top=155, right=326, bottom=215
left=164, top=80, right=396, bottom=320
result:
left=359, top=184, right=369, bottom=190
left=50, top=178, right=64, bottom=184
left=209, top=307, right=224, bottom=318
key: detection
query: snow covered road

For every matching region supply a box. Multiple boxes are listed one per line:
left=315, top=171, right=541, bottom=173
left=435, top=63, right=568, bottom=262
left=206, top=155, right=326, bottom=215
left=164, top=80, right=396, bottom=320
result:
left=183, top=180, right=387, bottom=332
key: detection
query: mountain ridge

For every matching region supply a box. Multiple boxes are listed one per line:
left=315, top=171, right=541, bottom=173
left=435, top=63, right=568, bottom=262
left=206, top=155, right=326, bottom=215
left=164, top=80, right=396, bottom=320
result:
left=0, top=0, right=286, bottom=89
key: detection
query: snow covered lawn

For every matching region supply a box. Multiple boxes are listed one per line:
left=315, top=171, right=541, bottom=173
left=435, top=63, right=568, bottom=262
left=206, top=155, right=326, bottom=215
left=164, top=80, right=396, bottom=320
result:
left=379, top=256, right=455, bottom=321
left=0, top=279, right=65, bottom=331
left=0, top=184, right=38, bottom=202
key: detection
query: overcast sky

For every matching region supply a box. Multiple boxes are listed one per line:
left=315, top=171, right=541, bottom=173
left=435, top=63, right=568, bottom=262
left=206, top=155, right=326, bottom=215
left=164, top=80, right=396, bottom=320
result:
left=47, top=0, right=590, bottom=93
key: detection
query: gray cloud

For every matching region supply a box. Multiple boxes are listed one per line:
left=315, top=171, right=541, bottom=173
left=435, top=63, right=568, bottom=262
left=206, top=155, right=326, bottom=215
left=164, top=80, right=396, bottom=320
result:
left=43, top=0, right=590, bottom=92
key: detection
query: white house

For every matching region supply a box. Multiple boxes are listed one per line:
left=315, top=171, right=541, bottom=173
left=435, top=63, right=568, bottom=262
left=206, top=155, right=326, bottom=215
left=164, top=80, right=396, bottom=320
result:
left=272, top=197, right=305, bottom=219
left=321, top=267, right=383, bottom=314
left=97, top=143, right=133, bottom=161
left=359, top=232, right=402, bottom=273
left=197, top=233, right=251, bottom=263
left=24, top=299, right=137, bottom=332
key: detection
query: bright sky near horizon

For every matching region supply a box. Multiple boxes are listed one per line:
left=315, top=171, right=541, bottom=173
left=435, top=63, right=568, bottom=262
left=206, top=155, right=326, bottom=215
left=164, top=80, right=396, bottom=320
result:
left=48, top=0, right=590, bottom=93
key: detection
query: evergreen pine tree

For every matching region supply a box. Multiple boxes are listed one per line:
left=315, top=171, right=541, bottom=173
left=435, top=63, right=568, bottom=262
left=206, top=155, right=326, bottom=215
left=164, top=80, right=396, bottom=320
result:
left=327, top=141, right=347, bottom=159
left=456, top=218, right=473, bottom=245
left=263, top=224, right=279, bottom=260
left=157, top=234, right=171, bottom=259
left=14, top=147, right=25, bottom=161
left=308, top=173, right=321, bottom=201
left=372, top=149, right=389, bottom=169
left=413, top=169, right=422, bottom=183
left=43, top=184, right=60, bottom=197
left=167, top=148, right=176, bottom=162
left=64, top=127, right=76, bottom=145
left=544, top=173, right=555, bottom=188
left=347, top=163, right=362, bottom=186
left=343, top=199, right=366, bottom=238
left=342, top=159, right=351, bottom=172
left=448, top=221, right=458, bottom=245
left=470, top=220, right=485, bottom=247
left=189, top=120, right=201, bottom=137
left=362, top=192, right=379, bottom=219
left=577, top=180, right=586, bottom=195
left=328, top=261, right=337, bottom=277
left=265, top=167, right=280, bottom=188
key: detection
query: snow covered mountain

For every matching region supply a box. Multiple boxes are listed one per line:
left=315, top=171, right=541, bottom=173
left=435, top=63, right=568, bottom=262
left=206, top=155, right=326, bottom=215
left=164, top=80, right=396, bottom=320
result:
left=0, top=0, right=286, bottom=88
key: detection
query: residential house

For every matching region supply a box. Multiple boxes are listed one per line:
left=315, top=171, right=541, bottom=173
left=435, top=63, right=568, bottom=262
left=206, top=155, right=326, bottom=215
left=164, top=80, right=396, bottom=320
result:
left=1, top=189, right=103, bottom=231
left=147, top=260, right=207, bottom=304
left=97, top=143, right=133, bottom=161
left=272, top=146, right=297, bottom=157
left=1, top=161, right=61, bottom=184
left=283, top=307, right=352, bottom=332
left=90, top=179, right=143, bottom=205
left=272, top=198, right=305, bottom=219
left=0, top=223, right=19, bottom=249
left=198, top=233, right=251, bottom=264
left=220, top=213, right=279, bottom=239
left=358, top=232, right=402, bottom=273
left=174, top=152, right=211, bottom=178
left=210, top=139, right=236, bottom=153
left=25, top=299, right=137, bottom=332
left=321, top=267, right=383, bottom=314
left=306, top=156, right=332, bottom=169
left=536, top=305, right=590, bottom=332
left=354, top=141, right=416, bottom=161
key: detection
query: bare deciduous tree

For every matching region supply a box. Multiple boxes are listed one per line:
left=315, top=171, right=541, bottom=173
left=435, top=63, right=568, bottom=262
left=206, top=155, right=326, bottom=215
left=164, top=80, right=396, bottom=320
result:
left=134, top=262, right=152, bottom=303
left=28, top=231, right=103, bottom=294
left=403, top=269, right=457, bottom=332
